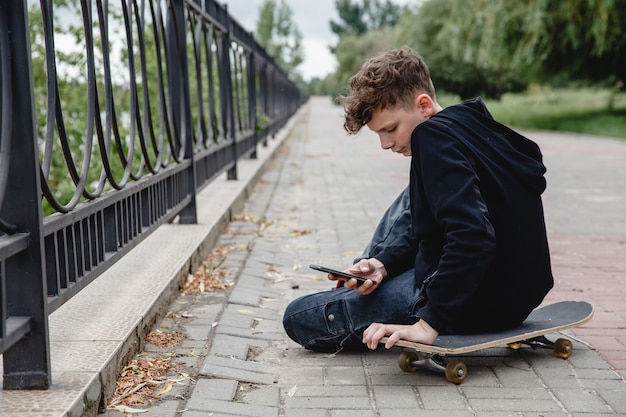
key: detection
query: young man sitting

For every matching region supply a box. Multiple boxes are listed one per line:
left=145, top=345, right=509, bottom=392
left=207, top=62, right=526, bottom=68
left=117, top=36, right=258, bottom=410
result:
left=283, top=47, right=554, bottom=352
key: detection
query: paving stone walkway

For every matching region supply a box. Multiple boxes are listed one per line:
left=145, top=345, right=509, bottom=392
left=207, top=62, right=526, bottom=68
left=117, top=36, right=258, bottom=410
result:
left=101, top=97, right=626, bottom=417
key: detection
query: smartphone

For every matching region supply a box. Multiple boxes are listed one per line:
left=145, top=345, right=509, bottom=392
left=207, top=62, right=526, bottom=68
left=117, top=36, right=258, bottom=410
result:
left=309, top=264, right=376, bottom=286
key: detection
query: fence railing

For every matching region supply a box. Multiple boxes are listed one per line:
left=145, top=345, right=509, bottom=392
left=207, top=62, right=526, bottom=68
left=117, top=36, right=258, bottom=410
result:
left=0, top=0, right=304, bottom=389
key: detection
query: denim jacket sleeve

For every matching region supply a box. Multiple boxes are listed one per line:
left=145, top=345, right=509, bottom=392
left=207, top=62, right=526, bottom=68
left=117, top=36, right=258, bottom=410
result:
left=373, top=224, right=419, bottom=278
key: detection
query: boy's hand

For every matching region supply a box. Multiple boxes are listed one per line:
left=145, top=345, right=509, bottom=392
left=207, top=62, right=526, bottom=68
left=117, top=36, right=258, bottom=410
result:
left=342, top=258, right=386, bottom=295
left=362, top=319, right=439, bottom=350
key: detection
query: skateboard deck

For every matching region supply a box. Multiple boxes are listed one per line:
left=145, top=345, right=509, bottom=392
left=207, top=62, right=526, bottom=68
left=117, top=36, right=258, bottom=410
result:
left=382, top=301, right=593, bottom=383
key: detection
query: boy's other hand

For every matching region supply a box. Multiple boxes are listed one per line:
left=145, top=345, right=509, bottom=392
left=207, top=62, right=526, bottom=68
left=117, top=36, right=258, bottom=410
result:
left=362, top=319, right=439, bottom=350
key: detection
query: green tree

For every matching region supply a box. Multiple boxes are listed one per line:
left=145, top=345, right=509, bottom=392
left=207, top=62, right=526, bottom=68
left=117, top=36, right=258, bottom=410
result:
left=503, top=0, right=626, bottom=89
left=315, top=0, right=406, bottom=96
left=330, top=0, right=404, bottom=38
left=390, top=0, right=626, bottom=99
left=389, top=0, right=528, bottom=99
left=255, top=0, right=304, bottom=80
left=332, top=30, right=394, bottom=95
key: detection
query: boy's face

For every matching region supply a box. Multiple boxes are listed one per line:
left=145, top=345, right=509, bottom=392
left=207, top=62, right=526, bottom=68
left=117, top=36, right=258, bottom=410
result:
left=366, top=97, right=430, bottom=157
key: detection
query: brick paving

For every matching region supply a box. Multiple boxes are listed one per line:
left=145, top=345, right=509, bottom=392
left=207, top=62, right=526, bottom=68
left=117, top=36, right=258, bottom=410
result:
left=99, top=97, right=626, bottom=417
left=4, top=96, right=619, bottom=417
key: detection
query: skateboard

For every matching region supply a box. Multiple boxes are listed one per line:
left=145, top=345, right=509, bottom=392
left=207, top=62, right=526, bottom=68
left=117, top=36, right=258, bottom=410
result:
left=381, top=301, right=593, bottom=384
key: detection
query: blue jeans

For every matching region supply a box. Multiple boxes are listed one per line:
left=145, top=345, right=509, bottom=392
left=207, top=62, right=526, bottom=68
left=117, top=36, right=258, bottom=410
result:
left=283, top=187, right=417, bottom=352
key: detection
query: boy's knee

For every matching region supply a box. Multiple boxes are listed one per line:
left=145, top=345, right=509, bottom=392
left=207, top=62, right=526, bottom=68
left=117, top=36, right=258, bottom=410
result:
left=282, top=295, right=354, bottom=352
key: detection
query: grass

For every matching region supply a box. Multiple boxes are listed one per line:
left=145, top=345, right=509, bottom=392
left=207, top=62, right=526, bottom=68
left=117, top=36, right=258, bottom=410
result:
left=439, top=87, right=626, bottom=140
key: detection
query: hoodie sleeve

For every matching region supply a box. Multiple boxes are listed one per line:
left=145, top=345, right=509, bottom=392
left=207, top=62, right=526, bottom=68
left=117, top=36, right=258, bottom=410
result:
left=411, top=121, right=497, bottom=332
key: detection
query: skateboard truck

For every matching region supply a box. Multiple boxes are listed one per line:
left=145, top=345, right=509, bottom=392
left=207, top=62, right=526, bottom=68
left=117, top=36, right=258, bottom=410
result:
left=507, top=335, right=573, bottom=359
left=398, top=350, right=468, bottom=384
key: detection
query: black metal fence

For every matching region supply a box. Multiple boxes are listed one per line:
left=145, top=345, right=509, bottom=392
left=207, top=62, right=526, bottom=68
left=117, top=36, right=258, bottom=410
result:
left=0, top=0, right=304, bottom=389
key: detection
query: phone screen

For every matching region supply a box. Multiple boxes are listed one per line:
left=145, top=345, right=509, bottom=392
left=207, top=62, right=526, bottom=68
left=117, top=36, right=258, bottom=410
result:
left=309, top=264, right=376, bottom=285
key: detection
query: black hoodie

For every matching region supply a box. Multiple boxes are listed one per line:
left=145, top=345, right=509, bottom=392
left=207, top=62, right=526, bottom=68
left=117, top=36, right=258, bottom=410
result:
left=375, top=98, right=554, bottom=334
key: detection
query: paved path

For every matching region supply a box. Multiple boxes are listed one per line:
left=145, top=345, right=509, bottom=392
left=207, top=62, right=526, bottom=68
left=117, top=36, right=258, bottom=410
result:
left=6, top=96, right=623, bottom=417
left=101, top=96, right=625, bottom=417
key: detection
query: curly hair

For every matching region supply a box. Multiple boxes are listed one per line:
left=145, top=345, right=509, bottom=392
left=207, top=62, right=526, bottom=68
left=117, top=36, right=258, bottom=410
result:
left=338, top=47, right=436, bottom=135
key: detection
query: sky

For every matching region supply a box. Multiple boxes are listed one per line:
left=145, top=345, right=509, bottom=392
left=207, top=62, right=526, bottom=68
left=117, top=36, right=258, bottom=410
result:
left=222, top=0, right=416, bottom=81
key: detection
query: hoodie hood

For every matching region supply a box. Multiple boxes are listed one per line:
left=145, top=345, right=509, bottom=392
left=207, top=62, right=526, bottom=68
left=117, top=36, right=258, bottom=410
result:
left=433, top=97, right=547, bottom=195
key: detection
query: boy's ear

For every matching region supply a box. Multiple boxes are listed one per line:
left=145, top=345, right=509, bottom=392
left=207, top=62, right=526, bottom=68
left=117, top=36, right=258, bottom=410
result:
left=415, top=93, right=436, bottom=117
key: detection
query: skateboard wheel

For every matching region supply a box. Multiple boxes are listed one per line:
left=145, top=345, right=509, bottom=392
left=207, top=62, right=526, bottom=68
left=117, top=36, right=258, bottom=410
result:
left=445, top=360, right=467, bottom=384
left=398, top=351, right=419, bottom=373
left=554, top=338, right=573, bottom=359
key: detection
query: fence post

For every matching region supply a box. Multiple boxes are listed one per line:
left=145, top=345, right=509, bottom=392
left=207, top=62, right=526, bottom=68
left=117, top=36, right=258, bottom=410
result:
left=222, top=5, right=238, bottom=180
left=247, top=51, right=258, bottom=158
left=167, top=0, right=197, bottom=224
left=1, top=0, right=51, bottom=389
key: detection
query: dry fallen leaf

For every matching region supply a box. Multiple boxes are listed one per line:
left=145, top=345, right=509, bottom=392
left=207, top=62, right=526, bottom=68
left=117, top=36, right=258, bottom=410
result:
left=182, top=246, right=233, bottom=294
left=114, top=404, right=149, bottom=413
left=145, top=330, right=184, bottom=348
left=291, top=229, right=312, bottom=237
left=108, top=356, right=178, bottom=409
left=233, top=212, right=272, bottom=229
left=156, top=382, right=173, bottom=396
